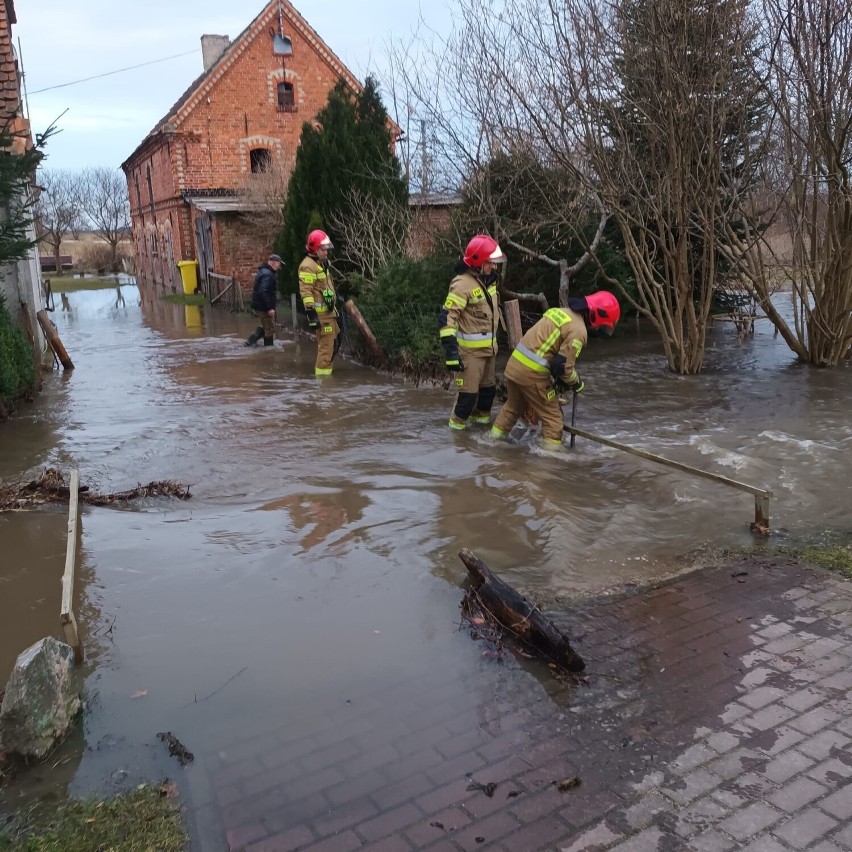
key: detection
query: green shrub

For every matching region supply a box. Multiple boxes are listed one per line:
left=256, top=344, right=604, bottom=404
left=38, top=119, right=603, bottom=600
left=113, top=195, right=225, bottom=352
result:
left=0, top=293, right=34, bottom=407
left=356, top=253, right=455, bottom=369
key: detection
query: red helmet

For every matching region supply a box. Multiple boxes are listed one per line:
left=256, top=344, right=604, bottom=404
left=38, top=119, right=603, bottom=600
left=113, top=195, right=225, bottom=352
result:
left=584, top=290, right=621, bottom=335
left=463, top=234, right=506, bottom=269
left=306, top=229, right=333, bottom=254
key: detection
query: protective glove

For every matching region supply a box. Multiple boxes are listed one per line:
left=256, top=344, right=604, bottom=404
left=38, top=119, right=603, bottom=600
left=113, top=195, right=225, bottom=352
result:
left=555, top=374, right=584, bottom=395
left=305, top=307, right=319, bottom=329
left=549, top=354, right=567, bottom=379
left=441, top=337, right=464, bottom=372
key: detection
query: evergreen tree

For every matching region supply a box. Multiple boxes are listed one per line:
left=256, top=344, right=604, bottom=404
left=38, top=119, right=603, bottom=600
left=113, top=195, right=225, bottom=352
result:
left=276, top=77, right=408, bottom=293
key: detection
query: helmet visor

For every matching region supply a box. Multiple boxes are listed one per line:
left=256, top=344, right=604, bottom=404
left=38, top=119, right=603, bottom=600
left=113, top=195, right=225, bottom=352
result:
left=488, top=244, right=506, bottom=263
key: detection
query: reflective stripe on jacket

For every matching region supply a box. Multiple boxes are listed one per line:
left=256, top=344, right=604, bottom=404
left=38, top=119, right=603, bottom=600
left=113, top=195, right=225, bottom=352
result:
left=298, top=255, right=337, bottom=316
left=439, top=271, right=500, bottom=356
left=510, top=307, right=587, bottom=383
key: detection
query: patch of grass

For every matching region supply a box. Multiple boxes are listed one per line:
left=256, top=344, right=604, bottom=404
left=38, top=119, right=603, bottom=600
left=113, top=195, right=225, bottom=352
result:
left=161, top=294, right=207, bottom=305
left=48, top=278, right=129, bottom=293
left=780, top=544, right=852, bottom=579
left=0, top=784, right=187, bottom=851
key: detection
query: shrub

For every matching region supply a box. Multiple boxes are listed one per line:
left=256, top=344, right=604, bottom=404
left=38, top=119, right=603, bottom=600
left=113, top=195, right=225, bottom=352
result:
left=0, top=293, right=35, bottom=408
left=355, top=253, right=455, bottom=370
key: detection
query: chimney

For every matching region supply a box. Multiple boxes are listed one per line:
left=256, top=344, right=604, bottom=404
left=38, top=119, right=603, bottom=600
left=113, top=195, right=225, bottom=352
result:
left=201, top=35, right=230, bottom=71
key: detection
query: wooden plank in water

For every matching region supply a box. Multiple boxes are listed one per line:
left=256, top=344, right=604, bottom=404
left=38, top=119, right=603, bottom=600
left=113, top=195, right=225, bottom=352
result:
left=60, top=469, right=84, bottom=664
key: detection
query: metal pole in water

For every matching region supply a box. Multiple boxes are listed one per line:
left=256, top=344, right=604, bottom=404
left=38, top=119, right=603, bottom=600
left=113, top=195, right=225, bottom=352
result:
left=569, top=392, right=577, bottom=449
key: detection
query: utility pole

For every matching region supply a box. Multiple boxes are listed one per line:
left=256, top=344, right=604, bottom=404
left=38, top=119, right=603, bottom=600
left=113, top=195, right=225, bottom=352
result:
left=420, top=118, right=428, bottom=197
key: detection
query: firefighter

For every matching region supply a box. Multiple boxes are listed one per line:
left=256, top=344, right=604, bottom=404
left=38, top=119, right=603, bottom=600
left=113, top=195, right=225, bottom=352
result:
left=439, top=234, right=505, bottom=430
left=245, top=253, right=283, bottom=347
left=299, top=229, right=339, bottom=376
left=490, top=291, right=621, bottom=448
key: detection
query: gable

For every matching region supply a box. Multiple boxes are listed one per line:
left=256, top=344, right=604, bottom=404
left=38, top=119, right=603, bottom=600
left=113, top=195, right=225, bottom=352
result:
left=172, top=1, right=362, bottom=131
left=124, top=0, right=362, bottom=167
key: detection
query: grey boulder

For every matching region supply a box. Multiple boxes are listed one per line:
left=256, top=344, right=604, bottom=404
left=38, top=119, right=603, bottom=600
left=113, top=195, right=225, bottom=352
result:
left=0, top=636, right=81, bottom=759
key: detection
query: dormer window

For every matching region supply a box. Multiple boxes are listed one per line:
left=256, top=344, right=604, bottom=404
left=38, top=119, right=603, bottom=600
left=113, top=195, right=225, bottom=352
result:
left=250, top=148, right=272, bottom=173
left=277, top=81, right=296, bottom=112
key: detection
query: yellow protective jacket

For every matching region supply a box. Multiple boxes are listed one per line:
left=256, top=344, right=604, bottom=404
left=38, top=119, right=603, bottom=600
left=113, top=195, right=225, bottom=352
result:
left=298, top=256, right=338, bottom=318
left=509, top=307, right=587, bottom=384
left=438, top=271, right=500, bottom=358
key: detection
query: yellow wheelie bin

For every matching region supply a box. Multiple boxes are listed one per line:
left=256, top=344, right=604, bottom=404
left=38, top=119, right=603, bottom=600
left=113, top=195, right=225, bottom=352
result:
left=177, top=260, right=199, bottom=295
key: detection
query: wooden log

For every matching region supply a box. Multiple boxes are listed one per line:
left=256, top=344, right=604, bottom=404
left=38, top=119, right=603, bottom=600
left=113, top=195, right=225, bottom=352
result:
left=458, top=548, right=585, bottom=672
left=342, top=298, right=384, bottom=358
left=36, top=309, right=74, bottom=370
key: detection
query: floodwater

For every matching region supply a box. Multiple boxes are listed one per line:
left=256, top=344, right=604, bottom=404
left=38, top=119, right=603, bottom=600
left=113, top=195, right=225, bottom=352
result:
left=0, top=283, right=849, bottom=842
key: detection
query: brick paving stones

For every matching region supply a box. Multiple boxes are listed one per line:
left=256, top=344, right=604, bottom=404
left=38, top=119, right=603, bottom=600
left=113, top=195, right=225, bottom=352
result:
left=182, top=556, right=852, bottom=851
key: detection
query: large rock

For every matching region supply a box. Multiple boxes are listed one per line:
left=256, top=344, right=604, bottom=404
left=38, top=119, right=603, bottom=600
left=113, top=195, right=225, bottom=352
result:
left=0, top=636, right=81, bottom=759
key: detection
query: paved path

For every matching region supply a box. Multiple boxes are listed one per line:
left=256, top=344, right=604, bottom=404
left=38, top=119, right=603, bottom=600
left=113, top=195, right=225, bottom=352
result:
left=187, top=555, right=852, bottom=851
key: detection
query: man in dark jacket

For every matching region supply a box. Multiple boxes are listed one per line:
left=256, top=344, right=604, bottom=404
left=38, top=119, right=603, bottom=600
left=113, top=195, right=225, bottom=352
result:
left=245, top=254, right=283, bottom=347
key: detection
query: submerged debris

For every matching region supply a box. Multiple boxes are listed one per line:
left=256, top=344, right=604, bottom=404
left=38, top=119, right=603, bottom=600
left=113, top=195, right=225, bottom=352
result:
left=0, top=468, right=192, bottom=512
left=157, top=731, right=194, bottom=766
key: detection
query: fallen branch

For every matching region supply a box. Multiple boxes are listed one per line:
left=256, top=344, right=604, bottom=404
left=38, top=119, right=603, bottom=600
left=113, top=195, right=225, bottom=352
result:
left=1, top=468, right=192, bottom=512
left=459, top=548, right=585, bottom=673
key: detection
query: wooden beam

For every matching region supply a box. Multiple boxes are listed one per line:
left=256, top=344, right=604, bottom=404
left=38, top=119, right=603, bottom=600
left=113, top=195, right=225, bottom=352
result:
left=342, top=298, right=383, bottom=358
left=60, top=469, right=84, bottom=664
left=36, top=309, right=74, bottom=370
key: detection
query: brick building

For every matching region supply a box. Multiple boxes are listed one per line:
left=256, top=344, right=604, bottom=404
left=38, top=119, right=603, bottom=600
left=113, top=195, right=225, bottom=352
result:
left=121, top=0, right=361, bottom=295
left=0, top=0, right=47, bottom=355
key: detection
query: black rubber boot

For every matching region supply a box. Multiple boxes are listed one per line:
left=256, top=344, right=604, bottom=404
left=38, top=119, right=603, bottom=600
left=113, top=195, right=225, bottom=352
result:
left=263, top=336, right=274, bottom=346
left=245, top=326, right=263, bottom=347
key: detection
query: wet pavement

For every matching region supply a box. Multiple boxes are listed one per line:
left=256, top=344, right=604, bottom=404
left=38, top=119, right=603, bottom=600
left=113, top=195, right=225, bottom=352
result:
left=0, top=284, right=851, bottom=850
left=207, top=554, right=852, bottom=852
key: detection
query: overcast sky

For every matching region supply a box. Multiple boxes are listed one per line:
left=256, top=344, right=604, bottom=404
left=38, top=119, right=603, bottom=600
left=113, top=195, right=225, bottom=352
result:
left=17, top=0, right=452, bottom=172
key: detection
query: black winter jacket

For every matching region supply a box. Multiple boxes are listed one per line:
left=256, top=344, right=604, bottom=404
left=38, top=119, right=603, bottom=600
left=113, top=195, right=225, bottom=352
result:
left=251, top=264, right=278, bottom=312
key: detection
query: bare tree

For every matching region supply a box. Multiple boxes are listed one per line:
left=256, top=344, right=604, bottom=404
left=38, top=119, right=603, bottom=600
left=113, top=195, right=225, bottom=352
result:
left=327, top=187, right=412, bottom=283
left=34, top=169, right=84, bottom=274
left=755, top=0, right=852, bottom=365
left=387, top=0, right=774, bottom=373
left=236, top=159, right=292, bottom=248
left=80, top=166, right=131, bottom=272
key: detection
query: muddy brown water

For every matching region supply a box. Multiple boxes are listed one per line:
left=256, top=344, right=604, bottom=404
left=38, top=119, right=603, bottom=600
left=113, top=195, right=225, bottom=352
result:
left=0, top=284, right=849, bottom=842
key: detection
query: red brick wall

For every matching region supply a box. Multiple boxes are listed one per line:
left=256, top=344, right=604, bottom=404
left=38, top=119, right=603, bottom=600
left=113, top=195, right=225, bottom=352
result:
left=0, top=0, right=18, bottom=123
left=211, top=213, right=270, bottom=289
left=175, top=4, right=349, bottom=190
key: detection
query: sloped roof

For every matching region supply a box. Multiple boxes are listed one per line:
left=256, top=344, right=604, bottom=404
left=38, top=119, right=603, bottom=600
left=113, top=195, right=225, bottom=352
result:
left=122, top=0, right=362, bottom=169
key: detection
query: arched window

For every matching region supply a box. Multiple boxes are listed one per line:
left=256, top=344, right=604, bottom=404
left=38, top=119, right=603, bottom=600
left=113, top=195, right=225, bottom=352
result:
left=250, top=148, right=272, bottom=173
left=277, top=81, right=296, bottom=111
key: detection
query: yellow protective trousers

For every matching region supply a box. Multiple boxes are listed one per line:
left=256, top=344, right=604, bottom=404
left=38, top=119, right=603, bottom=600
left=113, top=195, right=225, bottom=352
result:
left=315, top=317, right=339, bottom=376
left=492, top=358, right=564, bottom=442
